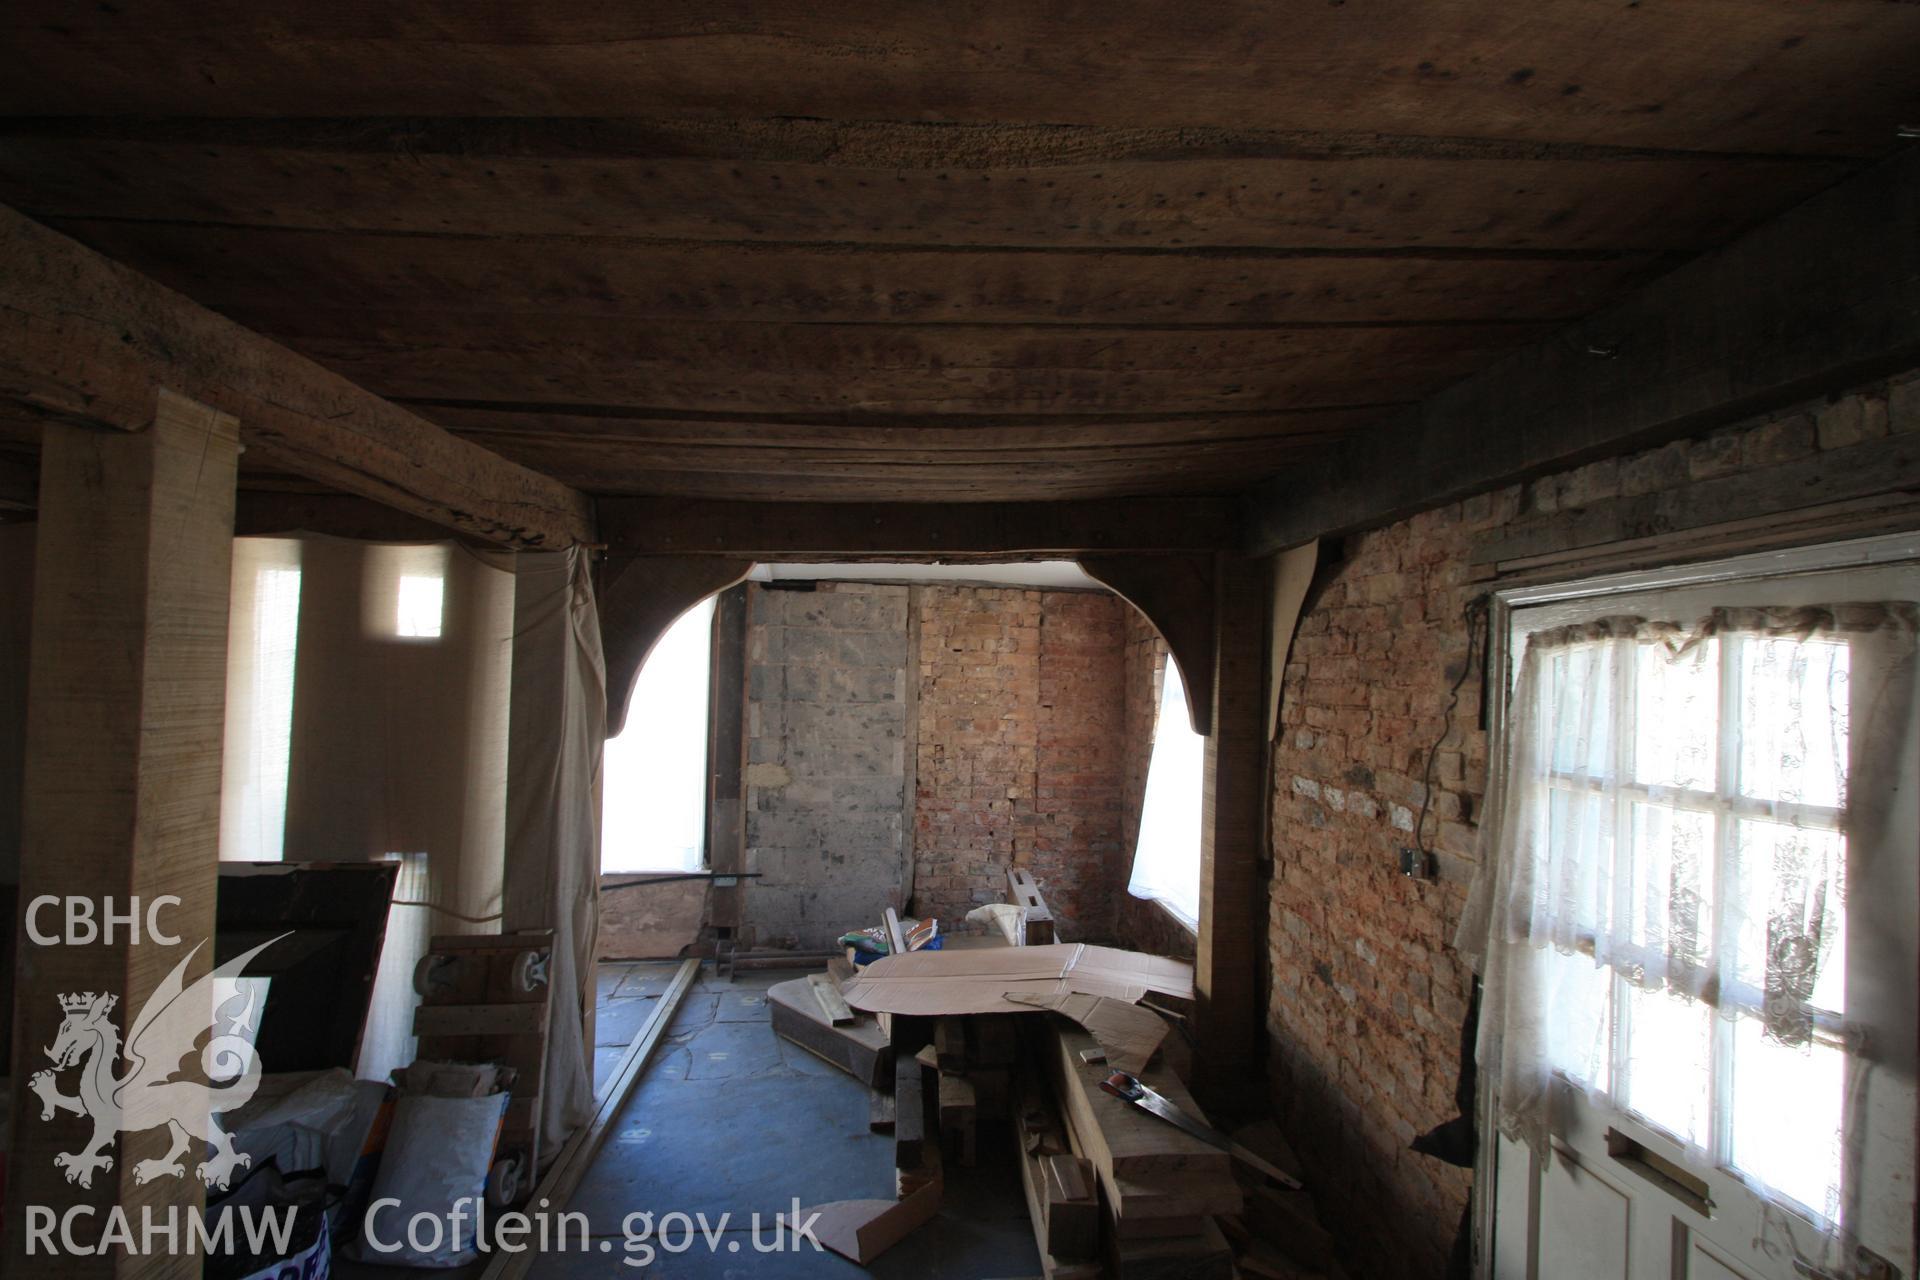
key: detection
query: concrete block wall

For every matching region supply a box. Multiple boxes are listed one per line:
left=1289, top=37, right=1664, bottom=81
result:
left=744, top=582, right=913, bottom=949
left=1266, top=368, right=1920, bottom=1280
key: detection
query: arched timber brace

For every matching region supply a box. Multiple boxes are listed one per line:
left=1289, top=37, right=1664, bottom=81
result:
left=1077, top=554, right=1217, bottom=735
left=1078, top=552, right=1270, bottom=1091
left=599, top=554, right=753, bottom=735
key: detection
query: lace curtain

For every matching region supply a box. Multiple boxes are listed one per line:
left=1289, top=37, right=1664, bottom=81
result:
left=1458, top=601, right=1918, bottom=1243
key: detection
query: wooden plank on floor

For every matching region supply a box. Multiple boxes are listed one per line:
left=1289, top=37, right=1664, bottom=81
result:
left=808, top=971, right=854, bottom=1025
left=478, top=956, right=698, bottom=1280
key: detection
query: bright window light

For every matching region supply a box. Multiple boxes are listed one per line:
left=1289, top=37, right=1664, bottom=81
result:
left=1127, top=659, right=1204, bottom=926
left=602, top=597, right=716, bottom=873
left=396, top=573, right=444, bottom=639
left=220, top=541, right=301, bottom=863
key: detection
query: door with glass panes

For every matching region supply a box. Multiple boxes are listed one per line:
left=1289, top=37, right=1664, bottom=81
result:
left=1487, top=551, right=1919, bottom=1280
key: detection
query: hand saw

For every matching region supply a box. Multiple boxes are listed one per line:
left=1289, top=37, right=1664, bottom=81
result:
left=1099, top=1071, right=1305, bottom=1190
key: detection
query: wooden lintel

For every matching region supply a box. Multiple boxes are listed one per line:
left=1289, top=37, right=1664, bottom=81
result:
left=1243, top=149, right=1920, bottom=554
left=599, top=497, right=1239, bottom=559
left=1077, top=554, right=1217, bottom=736
left=0, top=203, right=593, bottom=549
left=235, top=489, right=497, bottom=544
left=599, top=554, right=754, bottom=735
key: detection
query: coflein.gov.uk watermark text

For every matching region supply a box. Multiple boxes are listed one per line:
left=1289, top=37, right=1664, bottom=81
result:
left=27, top=1199, right=826, bottom=1269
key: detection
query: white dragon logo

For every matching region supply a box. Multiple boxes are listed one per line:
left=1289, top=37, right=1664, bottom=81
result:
left=28, top=937, right=284, bottom=1191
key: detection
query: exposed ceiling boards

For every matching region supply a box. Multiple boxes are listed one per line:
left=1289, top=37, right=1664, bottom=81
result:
left=2, top=3, right=1917, bottom=506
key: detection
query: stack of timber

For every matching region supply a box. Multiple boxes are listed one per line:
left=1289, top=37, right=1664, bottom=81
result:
left=1014, top=1055, right=1102, bottom=1279
left=1039, top=1020, right=1240, bottom=1280
left=1216, top=1122, right=1349, bottom=1280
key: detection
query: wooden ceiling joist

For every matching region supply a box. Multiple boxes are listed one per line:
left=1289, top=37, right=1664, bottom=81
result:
left=1243, top=150, right=1920, bottom=554
left=598, top=497, right=1240, bottom=559
left=1, top=5, right=1914, bottom=512
left=4, top=2, right=1916, bottom=159
left=40, top=221, right=1661, bottom=329
left=0, top=118, right=1850, bottom=254
left=0, top=205, right=595, bottom=549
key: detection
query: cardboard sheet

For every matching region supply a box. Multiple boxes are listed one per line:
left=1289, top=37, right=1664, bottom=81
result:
left=790, top=1178, right=942, bottom=1265
left=1003, top=991, right=1168, bottom=1074
left=840, top=943, right=1193, bottom=1016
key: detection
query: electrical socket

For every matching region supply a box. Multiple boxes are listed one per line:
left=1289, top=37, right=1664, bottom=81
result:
left=1398, top=847, right=1433, bottom=879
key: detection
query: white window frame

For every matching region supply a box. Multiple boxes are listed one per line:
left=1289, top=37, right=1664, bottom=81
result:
left=1471, top=528, right=1920, bottom=1279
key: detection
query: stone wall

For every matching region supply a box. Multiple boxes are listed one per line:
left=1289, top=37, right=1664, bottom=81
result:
left=1265, top=369, right=1920, bottom=1279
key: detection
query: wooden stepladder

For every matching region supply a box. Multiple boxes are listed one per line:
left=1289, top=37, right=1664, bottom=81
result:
left=412, top=930, right=556, bottom=1203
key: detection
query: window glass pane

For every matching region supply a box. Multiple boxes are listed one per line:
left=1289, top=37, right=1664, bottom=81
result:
left=1730, top=1014, right=1846, bottom=1226
left=1736, top=636, right=1848, bottom=808
left=1632, top=638, right=1717, bottom=790
left=396, top=573, right=444, bottom=639
left=1546, top=646, right=1614, bottom=777
left=1625, top=802, right=1714, bottom=982
left=1127, top=660, right=1204, bottom=925
left=602, top=597, right=715, bottom=873
left=1730, top=819, right=1847, bottom=1017
left=1545, top=784, right=1617, bottom=940
left=1620, top=982, right=1712, bottom=1149
left=1542, top=945, right=1613, bottom=1092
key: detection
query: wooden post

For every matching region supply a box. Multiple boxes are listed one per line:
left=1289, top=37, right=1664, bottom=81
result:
left=6, top=390, right=239, bottom=1278
left=1195, top=555, right=1268, bottom=1096
left=706, top=585, right=749, bottom=933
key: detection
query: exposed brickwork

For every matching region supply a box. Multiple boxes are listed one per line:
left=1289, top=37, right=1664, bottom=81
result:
left=1267, top=370, right=1920, bottom=1280
left=1033, top=590, right=1128, bottom=939
left=913, top=586, right=1128, bottom=939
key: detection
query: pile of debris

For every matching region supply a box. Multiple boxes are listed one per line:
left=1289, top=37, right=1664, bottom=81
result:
left=768, top=870, right=1349, bottom=1278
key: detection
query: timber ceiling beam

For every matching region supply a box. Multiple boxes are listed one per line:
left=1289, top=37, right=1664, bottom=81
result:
left=597, top=497, right=1241, bottom=560
left=0, top=204, right=594, bottom=549
left=1244, top=149, right=1920, bottom=555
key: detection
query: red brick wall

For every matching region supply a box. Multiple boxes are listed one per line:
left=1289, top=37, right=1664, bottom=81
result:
left=1266, top=372, right=1920, bottom=1279
left=913, top=586, right=1128, bottom=940
left=1033, top=590, right=1129, bottom=939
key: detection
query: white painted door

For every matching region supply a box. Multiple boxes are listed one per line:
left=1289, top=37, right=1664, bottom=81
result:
left=1488, top=553, right=1920, bottom=1280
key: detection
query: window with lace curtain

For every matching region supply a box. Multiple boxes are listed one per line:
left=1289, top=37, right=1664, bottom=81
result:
left=1528, top=615, right=1860, bottom=1213
left=1462, top=554, right=1920, bottom=1267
